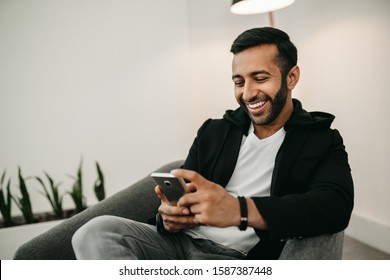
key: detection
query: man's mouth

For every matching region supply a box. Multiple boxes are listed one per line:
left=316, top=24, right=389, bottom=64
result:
left=247, top=100, right=266, bottom=109
left=242, top=99, right=269, bottom=115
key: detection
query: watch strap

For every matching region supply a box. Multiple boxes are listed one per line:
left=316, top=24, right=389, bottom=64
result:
left=237, top=196, right=248, bottom=231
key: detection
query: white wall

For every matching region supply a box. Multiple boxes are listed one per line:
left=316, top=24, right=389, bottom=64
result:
left=278, top=0, right=390, bottom=253
left=0, top=0, right=194, bottom=214
left=1, top=0, right=389, bottom=254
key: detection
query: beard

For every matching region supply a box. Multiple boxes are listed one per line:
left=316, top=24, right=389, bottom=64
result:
left=240, top=78, right=288, bottom=126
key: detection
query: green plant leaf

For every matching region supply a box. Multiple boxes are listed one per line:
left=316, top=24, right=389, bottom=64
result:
left=15, top=167, right=35, bottom=224
left=94, top=162, right=105, bottom=201
left=36, top=172, right=64, bottom=219
left=1, top=169, right=6, bottom=185
left=6, top=179, right=12, bottom=217
left=0, top=179, right=13, bottom=225
left=67, top=158, right=86, bottom=213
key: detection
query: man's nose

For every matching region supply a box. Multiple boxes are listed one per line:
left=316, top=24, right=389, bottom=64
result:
left=242, top=81, right=258, bottom=102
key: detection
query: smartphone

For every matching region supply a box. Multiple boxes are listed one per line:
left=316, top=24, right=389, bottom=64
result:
left=151, top=172, right=187, bottom=205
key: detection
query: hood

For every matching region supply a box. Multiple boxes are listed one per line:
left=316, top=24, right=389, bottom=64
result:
left=223, top=99, right=335, bottom=136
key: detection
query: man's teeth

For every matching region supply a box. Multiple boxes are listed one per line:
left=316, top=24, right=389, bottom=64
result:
left=248, top=101, right=265, bottom=109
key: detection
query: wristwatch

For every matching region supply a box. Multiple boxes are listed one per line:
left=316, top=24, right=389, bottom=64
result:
left=237, top=196, right=248, bottom=231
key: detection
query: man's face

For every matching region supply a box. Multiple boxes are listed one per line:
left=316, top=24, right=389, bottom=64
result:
left=232, top=44, right=289, bottom=126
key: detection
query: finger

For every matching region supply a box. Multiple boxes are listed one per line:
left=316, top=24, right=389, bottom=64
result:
left=188, top=203, right=202, bottom=215
left=155, top=185, right=169, bottom=204
left=159, top=203, right=190, bottom=216
left=187, top=183, right=197, bottom=193
left=156, top=185, right=191, bottom=215
left=177, top=191, right=202, bottom=208
left=163, top=213, right=197, bottom=225
left=171, top=169, right=207, bottom=189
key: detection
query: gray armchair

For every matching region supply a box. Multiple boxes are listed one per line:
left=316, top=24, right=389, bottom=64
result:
left=13, top=160, right=344, bottom=260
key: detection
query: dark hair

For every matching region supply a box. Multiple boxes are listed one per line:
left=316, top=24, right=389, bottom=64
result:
left=230, top=27, right=297, bottom=78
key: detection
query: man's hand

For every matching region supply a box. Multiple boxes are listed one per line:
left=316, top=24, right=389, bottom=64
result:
left=172, top=169, right=241, bottom=228
left=155, top=185, right=198, bottom=233
left=155, top=169, right=268, bottom=231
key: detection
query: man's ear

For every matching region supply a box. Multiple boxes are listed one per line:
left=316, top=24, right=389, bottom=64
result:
left=287, top=65, right=300, bottom=90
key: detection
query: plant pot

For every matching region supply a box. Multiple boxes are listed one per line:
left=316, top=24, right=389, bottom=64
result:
left=0, top=209, right=78, bottom=229
left=0, top=219, right=63, bottom=259
left=0, top=209, right=78, bottom=259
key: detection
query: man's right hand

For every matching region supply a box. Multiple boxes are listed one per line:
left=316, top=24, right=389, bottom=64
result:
left=155, top=186, right=199, bottom=233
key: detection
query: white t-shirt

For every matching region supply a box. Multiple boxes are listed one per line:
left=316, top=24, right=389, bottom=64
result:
left=185, top=123, right=286, bottom=255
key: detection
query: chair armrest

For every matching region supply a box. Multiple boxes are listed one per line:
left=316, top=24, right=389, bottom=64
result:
left=13, top=160, right=184, bottom=260
left=278, top=231, right=344, bottom=260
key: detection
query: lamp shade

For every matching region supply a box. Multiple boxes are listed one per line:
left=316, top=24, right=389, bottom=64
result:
left=231, top=0, right=295, bottom=15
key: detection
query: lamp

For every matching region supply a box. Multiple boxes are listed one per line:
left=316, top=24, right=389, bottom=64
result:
left=230, top=0, right=295, bottom=27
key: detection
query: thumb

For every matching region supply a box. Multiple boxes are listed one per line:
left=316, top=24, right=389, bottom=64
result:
left=155, top=185, right=169, bottom=204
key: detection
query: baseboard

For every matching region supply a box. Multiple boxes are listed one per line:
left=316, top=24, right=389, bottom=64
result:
left=345, top=213, right=390, bottom=255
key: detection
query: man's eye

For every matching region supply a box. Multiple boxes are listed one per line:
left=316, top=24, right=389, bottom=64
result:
left=234, top=81, right=244, bottom=87
left=255, top=77, right=268, bottom=82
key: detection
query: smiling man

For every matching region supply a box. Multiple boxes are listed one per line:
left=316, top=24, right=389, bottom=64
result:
left=72, top=27, right=354, bottom=260
left=232, top=43, right=296, bottom=139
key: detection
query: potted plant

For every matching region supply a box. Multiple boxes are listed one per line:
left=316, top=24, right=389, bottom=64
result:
left=11, top=167, right=36, bottom=224
left=34, top=172, right=64, bottom=219
left=0, top=170, right=13, bottom=227
left=0, top=160, right=106, bottom=259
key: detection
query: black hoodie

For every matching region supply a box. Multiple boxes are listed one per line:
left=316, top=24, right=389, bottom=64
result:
left=183, top=98, right=354, bottom=259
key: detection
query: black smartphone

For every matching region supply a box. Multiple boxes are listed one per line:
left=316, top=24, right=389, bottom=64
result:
left=151, top=172, right=187, bottom=205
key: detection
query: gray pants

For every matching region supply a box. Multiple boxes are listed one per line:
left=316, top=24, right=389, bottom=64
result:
left=72, top=215, right=246, bottom=260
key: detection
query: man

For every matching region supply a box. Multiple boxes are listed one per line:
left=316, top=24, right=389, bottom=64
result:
left=72, top=27, right=354, bottom=260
